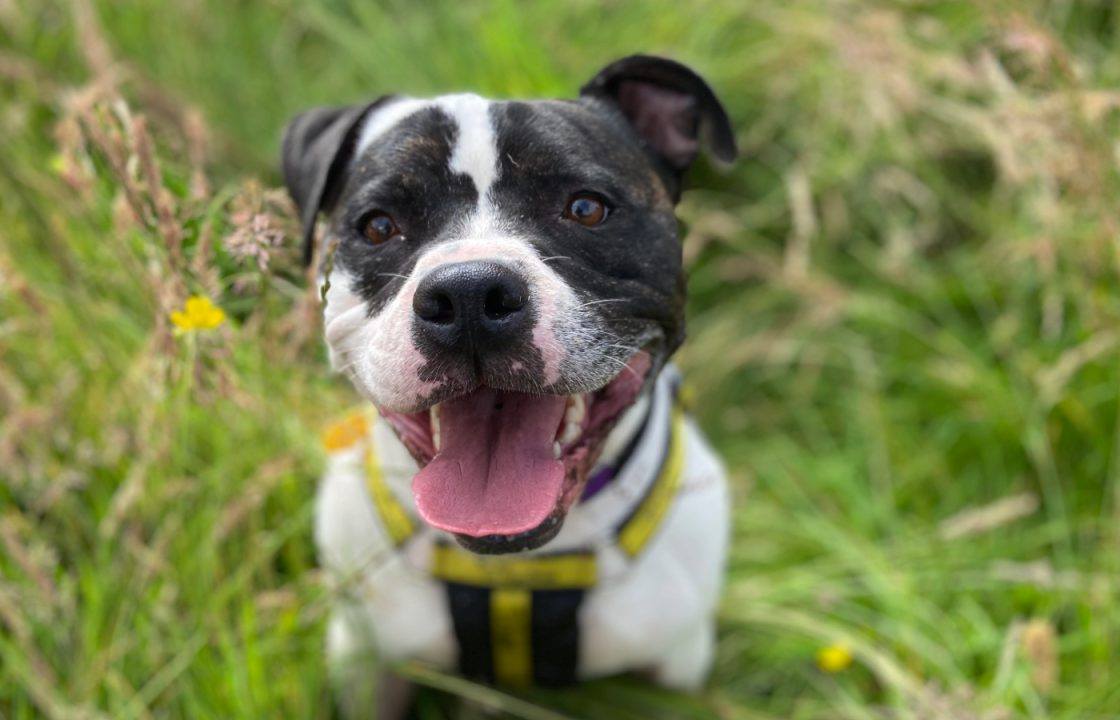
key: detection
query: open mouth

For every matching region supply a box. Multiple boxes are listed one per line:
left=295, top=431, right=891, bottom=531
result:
left=379, top=351, right=652, bottom=552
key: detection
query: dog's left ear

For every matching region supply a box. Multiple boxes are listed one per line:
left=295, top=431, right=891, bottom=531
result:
left=281, top=97, right=390, bottom=266
left=581, top=55, right=736, bottom=195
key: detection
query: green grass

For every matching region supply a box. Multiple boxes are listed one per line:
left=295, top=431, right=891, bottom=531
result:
left=2, top=0, right=1119, bottom=717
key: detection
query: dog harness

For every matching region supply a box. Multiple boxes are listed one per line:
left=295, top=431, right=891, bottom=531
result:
left=323, top=385, right=685, bottom=687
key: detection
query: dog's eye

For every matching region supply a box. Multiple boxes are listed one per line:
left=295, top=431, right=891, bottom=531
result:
left=563, top=194, right=609, bottom=227
left=362, top=212, right=401, bottom=245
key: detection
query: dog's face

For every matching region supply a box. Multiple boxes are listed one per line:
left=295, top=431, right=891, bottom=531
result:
left=283, top=56, right=734, bottom=553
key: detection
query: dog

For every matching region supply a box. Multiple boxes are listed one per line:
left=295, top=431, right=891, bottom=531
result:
left=281, top=55, right=735, bottom=718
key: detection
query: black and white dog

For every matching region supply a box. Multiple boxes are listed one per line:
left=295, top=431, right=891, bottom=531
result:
left=282, top=55, right=735, bottom=716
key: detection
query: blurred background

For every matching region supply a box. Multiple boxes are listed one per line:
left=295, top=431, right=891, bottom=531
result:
left=2, top=0, right=1119, bottom=718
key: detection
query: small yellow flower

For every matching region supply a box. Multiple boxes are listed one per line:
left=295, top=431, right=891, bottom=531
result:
left=170, top=295, right=226, bottom=332
left=816, top=643, right=854, bottom=673
left=49, top=153, right=69, bottom=176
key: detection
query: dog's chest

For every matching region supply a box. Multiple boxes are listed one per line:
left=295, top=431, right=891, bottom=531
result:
left=315, top=371, right=729, bottom=685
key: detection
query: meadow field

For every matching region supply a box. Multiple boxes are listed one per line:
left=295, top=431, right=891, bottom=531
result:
left=2, top=0, right=1119, bottom=717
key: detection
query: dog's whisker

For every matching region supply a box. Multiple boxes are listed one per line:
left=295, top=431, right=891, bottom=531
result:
left=575, top=298, right=626, bottom=309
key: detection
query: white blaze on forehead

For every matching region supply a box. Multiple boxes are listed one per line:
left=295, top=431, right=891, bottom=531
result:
left=351, top=94, right=499, bottom=202
left=437, top=93, right=499, bottom=199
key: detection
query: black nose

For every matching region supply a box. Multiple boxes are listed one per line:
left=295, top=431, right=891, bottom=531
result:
left=412, top=261, right=531, bottom=351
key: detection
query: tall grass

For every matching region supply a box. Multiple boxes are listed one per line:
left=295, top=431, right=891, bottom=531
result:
left=1, top=0, right=1119, bottom=717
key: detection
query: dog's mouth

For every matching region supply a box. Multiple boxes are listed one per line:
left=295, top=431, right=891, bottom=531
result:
left=379, top=351, right=652, bottom=552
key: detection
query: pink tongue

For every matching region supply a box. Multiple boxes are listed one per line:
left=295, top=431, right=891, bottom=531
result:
left=412, top=389, right=568, bottom=537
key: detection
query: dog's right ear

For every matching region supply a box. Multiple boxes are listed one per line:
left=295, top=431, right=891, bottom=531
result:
left=281, top=97, right=390, bottom=266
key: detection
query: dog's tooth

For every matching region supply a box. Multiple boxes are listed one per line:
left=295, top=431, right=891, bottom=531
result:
left=556, top=394, right=586, bottom=449
left=559, top=420, right=581, bottom=447
left=430, top=405, right=441, bottom=451
left=553, top=441, right=562, bottom=460
left=567, top=394, right=586, bottom=424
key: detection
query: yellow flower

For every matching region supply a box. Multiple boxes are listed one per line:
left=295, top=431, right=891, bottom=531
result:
left=49, top=153, right=68, bottom=176
left=816, top=643, right=854, bottom=673
left=170, top=295, right=226, bottom=332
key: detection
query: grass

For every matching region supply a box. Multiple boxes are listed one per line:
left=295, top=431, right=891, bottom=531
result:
left=2, top=0, right=1119, bottom=717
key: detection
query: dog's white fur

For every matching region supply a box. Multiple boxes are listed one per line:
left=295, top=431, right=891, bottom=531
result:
left=316, top=369, right=729, bottom=688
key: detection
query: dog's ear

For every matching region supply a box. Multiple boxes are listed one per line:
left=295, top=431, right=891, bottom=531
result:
left=581, top=55, right=735, bottom=194
left=281, top=97, right=390, bottom=266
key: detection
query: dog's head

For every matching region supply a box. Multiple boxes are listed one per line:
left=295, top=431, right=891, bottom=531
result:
left=282, top=55, right=734, bottom=553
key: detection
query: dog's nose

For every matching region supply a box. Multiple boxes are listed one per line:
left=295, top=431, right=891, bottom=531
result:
left=412, top=261, right=531, bottom=350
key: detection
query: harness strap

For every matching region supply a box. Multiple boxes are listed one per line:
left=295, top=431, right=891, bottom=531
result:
left=617, top=403, right=685, bottom=556
left=431, top=542, right=597, bottom=590
left=364, top=446, right=414, bottom=547
left=442, top=574, right=589, bottom=686
left=431, top=541, right=598, bottom=686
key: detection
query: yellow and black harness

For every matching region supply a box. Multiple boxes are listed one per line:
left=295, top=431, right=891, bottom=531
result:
left=323, top=395, right=686, bottom=687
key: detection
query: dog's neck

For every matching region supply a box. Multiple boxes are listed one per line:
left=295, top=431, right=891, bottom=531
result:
left=372, top=367, right=677, bottom=554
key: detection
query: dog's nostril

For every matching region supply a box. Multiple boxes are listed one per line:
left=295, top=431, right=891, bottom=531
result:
left=415, top=291, right=456, bottom=325
left=484, top=285, right=525, bottom=320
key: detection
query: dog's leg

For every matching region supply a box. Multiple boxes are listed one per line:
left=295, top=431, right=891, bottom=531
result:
left=650, top=620, right=716, bottom=691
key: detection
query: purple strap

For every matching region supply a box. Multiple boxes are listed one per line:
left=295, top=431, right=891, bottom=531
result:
left=578, top=374, right=672, bottom=503
left=580, top=465, right=617, bottom=502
